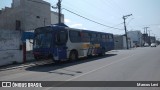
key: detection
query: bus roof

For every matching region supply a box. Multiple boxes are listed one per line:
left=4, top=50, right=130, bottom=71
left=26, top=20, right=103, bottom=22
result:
left=35, top=24, right=113, bottom=35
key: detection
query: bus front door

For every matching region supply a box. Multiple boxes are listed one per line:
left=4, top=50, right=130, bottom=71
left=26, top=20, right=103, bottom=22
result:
left=54, top=29, right=68, bottom=61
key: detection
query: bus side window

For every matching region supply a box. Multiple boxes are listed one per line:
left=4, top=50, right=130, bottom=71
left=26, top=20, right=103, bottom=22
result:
left=81, top=32, right=90, bottom=42
left=91, top=33, right=96, bottom=42
left=102, top=35, right=106, bottom=42
left=97, top=34, right=101, bottom=42
left=69, top=30, right=81, bottom=43
left=56, top=31, right=68, bottom=45
left=106, top=35, right=109, bottom=42
left=109, top=34, right=113, bottom=41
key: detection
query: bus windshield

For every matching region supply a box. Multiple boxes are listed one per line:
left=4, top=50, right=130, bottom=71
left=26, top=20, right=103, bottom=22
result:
left=55, top=31, right=68, bottom=45
left=33, top=33, right=52, bottom=48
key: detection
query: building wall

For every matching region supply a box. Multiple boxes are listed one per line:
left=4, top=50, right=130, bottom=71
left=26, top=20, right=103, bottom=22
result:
left=23, top=0, right=51, bottom=31
left=114, top=35, right=125, bottom=49
left=0, top=30, right=23, bottom=66
left=51, top=11, right=64, bottom=24
left=114, top=35, right=133, bottom=50
left=12, top=0, right=21, bottom=8
left=0, top=0, right=51, bottom=31
left=0, top=6, right=24, bottom=30
left=127, top=31, right=143, bottom=46
left=0, top=0, right=65, bottom=66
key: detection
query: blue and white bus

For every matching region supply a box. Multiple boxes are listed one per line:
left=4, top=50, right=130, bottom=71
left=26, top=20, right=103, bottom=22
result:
left=33, top=24, right=114, bottom=62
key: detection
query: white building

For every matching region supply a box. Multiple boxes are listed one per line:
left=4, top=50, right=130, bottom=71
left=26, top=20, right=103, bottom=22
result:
left=0, top=0, right=65, bottom=66
left=0, top=0, right=64, bottom=31
left=127, top=31, right=143, bottom=47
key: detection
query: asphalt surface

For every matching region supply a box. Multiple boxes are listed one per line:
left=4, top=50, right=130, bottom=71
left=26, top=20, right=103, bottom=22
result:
left=0, top=46, right=160, bottom=90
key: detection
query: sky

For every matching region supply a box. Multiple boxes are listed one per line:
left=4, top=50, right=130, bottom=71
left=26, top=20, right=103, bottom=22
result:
left=0, top=0, right=160, bottom=39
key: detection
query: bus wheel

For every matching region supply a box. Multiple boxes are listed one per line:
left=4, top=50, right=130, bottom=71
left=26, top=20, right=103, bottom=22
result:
left=69, top=51, right=78, bottom=61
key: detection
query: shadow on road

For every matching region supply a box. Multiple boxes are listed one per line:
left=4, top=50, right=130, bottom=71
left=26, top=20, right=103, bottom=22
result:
left=25, top=54, right=117, bottom=74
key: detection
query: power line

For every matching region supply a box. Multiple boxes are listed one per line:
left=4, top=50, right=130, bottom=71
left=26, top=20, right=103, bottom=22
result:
left=127, top=18, right=134, bottom=26
left=60, top=0, right=125, bottom=27
left=63, top=8, right=124, bottom=30
left=62, top=2, right=118, bottom=26
left=112, top=22, right=124, bottom=27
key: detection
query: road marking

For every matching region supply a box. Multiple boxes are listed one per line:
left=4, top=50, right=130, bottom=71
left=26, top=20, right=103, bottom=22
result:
left=66, top=54, right=136, bottom=81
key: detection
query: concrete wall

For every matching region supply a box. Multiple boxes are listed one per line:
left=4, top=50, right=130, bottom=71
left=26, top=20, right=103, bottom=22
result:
left=0, top=30, right=23, bottom=66
left=51, top=11, right=64, bottom=24
left=114, top=35, right=123, bottom=49
left=24, top=0, right=51, bottom=30
left=0, top=0, right=51, bottom=31
left=114, top=35, right=133, bottom=50
left=0, top=6, right=24, bottom=30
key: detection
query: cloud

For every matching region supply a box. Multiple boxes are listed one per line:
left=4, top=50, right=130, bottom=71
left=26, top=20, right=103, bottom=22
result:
left=64, top=18, right=71, bottom=23
left=70, top=23, right=83, bottom=28
left=158, top=25, right=160, bottom=29
left=82, top=28, right=87, bottom=30
left=64, top=19, right=86, bottom=29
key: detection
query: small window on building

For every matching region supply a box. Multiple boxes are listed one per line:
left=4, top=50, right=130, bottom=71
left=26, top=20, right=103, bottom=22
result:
left=15, top=20, right=21, bottom=30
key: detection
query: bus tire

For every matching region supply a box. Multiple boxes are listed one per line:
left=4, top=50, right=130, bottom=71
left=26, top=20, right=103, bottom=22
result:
left=69, top=50, right=78, bottom=61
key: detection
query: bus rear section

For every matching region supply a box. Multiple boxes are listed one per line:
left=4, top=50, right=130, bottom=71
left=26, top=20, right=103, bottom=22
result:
left=67, top=30, right=115, bottom=59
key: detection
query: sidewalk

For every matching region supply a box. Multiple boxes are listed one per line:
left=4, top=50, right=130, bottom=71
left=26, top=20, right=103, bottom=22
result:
left=0, top=59, right=53, bottom=71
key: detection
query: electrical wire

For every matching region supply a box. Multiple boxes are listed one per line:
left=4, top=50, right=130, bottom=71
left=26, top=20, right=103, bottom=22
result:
left=63, top=8, right=124, bottom=30
left=62, top=2, right=117, bottom=25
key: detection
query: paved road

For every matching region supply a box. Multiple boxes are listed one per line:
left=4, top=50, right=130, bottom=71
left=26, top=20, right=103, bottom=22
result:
left=0, top=46, right=160, bottom=90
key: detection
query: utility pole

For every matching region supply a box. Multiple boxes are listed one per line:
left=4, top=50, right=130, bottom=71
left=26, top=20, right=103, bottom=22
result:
left=148, top=30, right=151, bottom=45
left=123, top=14, right=132, bottom=49
left=57, top=0, right=62, bottom=24
left=144, top=27, right=149, bottom=44
left=154, top=34, right=156, bottom=43
left=145, top=27, right=149, bottom=34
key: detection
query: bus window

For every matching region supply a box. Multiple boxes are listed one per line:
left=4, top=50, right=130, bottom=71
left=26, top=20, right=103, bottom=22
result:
left=102, top=35, right=106, bottom=42
left=34, top=33, right=52, bottom=48
left=97, top=34, right=101, bottom=42
left=81, top=32, right=90, bottom=42
left=69, top=30, right=81, bottom=43
left=108, top=34, right=113, bottom=41
left=102, top=35, right=105, bottom=38
left=56, top=31, right=68, bottom=45
left=91, top=33, right=96, bottom=42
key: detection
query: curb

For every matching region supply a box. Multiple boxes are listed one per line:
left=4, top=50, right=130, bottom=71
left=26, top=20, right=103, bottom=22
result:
left=0, top=60, right=53, bottom=71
